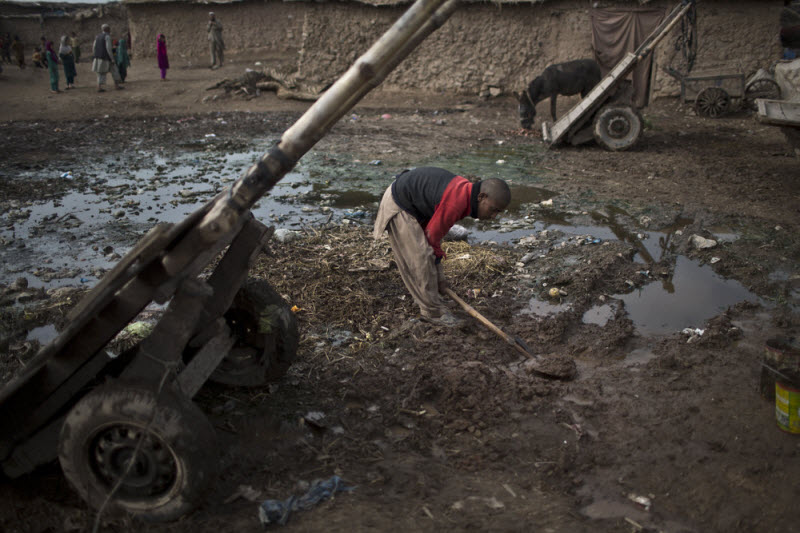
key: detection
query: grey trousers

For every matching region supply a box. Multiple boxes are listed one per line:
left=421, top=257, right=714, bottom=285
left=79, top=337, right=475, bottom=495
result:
left=373, top=187, right=447, bottom=318
left=210, top=42, right=224, bottom=66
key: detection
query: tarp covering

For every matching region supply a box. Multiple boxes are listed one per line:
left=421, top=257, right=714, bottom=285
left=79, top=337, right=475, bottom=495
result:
left=591, top=7, right=664, bottom=108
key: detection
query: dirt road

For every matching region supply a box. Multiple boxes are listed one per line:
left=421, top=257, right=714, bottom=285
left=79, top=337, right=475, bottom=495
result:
left=1, top=53, right=799, bottom=532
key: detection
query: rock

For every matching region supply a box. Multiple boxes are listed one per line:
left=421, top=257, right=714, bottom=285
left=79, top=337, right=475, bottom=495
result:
left=274, top=229, right=302, bottom=243
left=691, top=234, right=717, bottom=250
left=11, top=277, right=28, bottom=290
left=113, top=210, right=125, bottom=218
left=445, top=224, right=470, bottom=241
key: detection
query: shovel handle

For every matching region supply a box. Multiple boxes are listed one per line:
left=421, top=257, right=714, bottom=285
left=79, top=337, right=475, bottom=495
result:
left=444, top=288, right=534, bottom=359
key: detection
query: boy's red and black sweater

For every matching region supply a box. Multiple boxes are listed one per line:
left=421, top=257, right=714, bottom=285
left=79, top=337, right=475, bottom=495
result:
left=391, top=166, right=480, bottom=262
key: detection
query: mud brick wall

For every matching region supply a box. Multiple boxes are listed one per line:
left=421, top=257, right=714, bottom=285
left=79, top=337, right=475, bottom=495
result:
left=295, top=0, right=783, bottom=98
left=126, top=2, right=304, bottom=66
left=0, top=5, right=128, bottom=62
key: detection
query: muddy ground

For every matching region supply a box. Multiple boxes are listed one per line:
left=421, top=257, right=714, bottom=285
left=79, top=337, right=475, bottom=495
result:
left=1, top=54, right=800, bottom=533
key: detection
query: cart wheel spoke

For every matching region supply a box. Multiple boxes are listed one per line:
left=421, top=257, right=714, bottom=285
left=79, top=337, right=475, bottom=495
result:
left=745, top=79, right=781, bottom=110
left=695, top=87, right=730, bottom=118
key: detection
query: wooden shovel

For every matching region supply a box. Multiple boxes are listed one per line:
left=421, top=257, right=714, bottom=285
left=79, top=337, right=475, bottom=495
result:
left=444, top=288, right=576, bottom=380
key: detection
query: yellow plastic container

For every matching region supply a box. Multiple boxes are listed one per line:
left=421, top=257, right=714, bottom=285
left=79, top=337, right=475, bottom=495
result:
left=775, top=381, right=800, bottom=434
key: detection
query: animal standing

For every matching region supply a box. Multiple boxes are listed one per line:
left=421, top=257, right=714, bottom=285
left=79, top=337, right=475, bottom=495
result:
left=518, top=58, right=602, bottom=129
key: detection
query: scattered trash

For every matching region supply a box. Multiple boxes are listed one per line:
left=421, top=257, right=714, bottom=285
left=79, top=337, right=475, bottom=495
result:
left=451, top=496, right=505, bottom=511
left=204, top=133, right=217, bottom=138
left=709, top=257, right=721, bottom=264
left=681, top=327, right=705, bottom=343
left=434, top=119, right=446, bottom=125
left=258, top=475, right=355, bottom=526
left=290, top=305, right=302, bottom=313
left=496, top=159, right=506, bottom=165
left=520, top=252, right=536, bottom=264
left=350, top=114, right=358, bottom=121
left=548, top=287, right=563, bottom=298
left=540, top=199, right=554, bottom=207
left=627, top=493, right=652, bottom=511
left=381, top=113, right=392, bottom=120
left=274, top=229, right=302, bottom=243
left=690, top=234, right=717, bottom=250
left=343, top=209, right=368, bottom=219
left=60, top=171, right=73, bottom=179
left=467, top=288, right=481, bottom=299
left=369, top=160, right=382, bottom=165
left=79, top=278, right=90, bottom=284
left=224, top=484, right=262, bottom=504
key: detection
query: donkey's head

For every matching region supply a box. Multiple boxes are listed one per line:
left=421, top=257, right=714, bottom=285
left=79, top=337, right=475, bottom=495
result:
left=517, top=89, right=536, bottom=130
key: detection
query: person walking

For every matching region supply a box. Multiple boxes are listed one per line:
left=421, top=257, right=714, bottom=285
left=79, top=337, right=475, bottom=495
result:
left=116, top=36, right=130, bottom=83
left=11, top=35, right=24, bottom=68
left=373, top=167, right=511, bottom=326
left=207, top=12, right=225, bottom=69
left=92, top=24, right=123, bottom=91
left=45, top=41, right=60, bottom=93
left=156, top=33, right=169, bottom=81
left=70, top=32, right=81, bottom=63
left=58, top=35, right=77, bottom=89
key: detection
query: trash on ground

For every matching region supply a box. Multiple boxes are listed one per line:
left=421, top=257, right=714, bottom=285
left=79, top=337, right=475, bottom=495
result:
left=274, top=229, right=302, bottom=243
left=224, top=484, right=263, bottom=504
left=627, top=493, right=652, bottom=511
left=691, top=234, right=717, bottom=249
left=258, top=475, right=354, bottom=526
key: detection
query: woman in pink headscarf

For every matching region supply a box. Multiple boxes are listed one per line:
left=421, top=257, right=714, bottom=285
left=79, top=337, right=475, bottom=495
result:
left=156, top=33, right=169, bottom=81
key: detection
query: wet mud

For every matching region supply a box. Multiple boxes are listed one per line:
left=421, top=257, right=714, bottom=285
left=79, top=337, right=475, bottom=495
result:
left=1, top=85, right=799, bottom=532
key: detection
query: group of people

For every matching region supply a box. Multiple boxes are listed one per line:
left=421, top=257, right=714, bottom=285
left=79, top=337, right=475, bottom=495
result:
left=3, top=11, right=225, bottom=91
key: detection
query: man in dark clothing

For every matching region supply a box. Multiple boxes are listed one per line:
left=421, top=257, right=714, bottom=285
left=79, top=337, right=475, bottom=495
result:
left=373, top=167, right=510, bottom=326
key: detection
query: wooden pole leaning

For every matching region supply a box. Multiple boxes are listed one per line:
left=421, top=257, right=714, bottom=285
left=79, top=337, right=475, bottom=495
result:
left=162, top=0, right=457, bottom=275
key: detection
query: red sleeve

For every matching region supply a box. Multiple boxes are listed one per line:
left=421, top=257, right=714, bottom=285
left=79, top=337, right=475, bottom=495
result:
left=424, top=176, right=472, bottom=260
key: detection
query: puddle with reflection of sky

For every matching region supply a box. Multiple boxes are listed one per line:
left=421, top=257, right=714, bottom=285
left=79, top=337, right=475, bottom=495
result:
left=1, top=134, right=759, bottom=343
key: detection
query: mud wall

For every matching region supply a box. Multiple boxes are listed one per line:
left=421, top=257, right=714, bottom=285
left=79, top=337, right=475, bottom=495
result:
left=126, top=2, right=304, bottom=65
left=295, top=0, right=783, bottom=97
left=0, top=4, right=128, bottom=62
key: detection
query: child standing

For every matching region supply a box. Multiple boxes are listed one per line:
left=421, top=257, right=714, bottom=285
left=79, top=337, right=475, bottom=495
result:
left=45, top=41, right=60, bottom=93
left=156, top=33, right=168, bottom=81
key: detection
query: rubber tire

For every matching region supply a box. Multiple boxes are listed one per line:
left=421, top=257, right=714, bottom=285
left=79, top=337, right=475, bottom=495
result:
left=58, top=383, right=218, bottom=522
left=592, top=105, right=643, bottom=151
left=209, top=278, right=299, bottom=387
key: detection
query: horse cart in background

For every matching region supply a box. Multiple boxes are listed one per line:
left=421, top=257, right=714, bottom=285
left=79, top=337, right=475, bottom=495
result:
left=664, top=67, right=782, bottom=118
left=542, top=0, right=696, bottom=151
left=0, top=0, right=460, bottom=522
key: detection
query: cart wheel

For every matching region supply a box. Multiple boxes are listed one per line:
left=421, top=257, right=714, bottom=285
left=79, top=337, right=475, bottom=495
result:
left=592, top=105, right=643, bottom=151
left=745, top=79, right=781, bottom=110
left=58, top=383, right=218, bottom=522
left=209, top=279, right=298, bottom=387
left=695, top=87, right=730, bottom=118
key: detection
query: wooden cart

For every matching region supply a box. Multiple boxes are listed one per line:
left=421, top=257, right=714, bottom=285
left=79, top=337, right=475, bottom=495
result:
left=680, top=72, right=745, bottom=118
left=543, top=0, right=696, bottom=151
left=756, top=98, right=800, bottom=155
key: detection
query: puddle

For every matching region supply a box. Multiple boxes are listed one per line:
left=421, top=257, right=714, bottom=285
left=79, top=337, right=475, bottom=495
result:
left=582, top=304, right=614, bottom=327
left=26, top=324, right=58, bottom=345
left=617, top=255, right=760, bottom=335
left=521, top=298, right=571, bottom=317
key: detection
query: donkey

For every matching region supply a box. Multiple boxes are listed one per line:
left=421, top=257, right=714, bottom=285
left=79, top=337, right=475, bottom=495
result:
left=517, top=59, right=602, bottom=129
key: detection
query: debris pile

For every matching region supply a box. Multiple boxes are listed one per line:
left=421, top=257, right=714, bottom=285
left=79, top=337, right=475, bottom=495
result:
left=207, top=67, right=332, bottom=101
